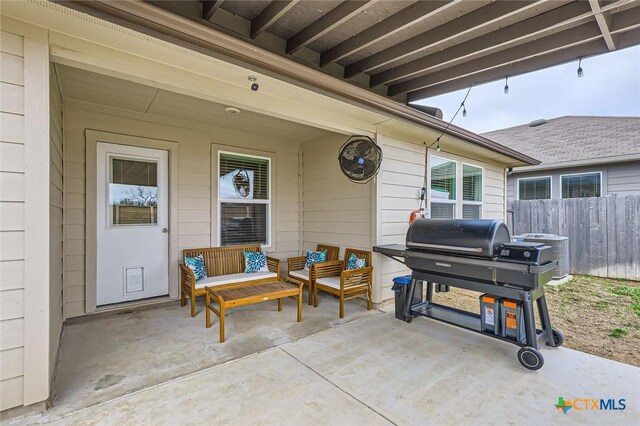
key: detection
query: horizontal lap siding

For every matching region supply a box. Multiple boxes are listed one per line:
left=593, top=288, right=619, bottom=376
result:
left=378, top=136, right=424, bottom=302
left=49, top=64, right=64, bottom=386
left=607, top=161, right=640, bottom=195
left=301, top=134, right=373, bottom=257
left=0, top=30, right=24, bottom=411
left=376, top=135, right=507, bottom=302
left=64, top=103, right=302, bottom=317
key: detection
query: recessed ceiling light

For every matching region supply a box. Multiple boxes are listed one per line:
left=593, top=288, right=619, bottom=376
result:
left=225, top=107, right=240, bottom=115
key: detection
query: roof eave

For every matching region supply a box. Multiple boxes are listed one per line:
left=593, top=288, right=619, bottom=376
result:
left=64, top=0, right=539, bottom=166
left=510, top=153, right=640, bottom=173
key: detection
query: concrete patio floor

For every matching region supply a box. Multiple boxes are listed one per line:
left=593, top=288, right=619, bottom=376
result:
left=5, top=298, right=639, bottom=425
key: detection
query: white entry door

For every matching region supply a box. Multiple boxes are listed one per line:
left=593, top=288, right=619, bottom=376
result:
left=96, top=143, right=169, bottom=306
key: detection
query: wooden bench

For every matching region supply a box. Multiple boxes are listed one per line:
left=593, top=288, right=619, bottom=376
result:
left=205, top=281, right=303, bottom=342
left=180, top=245, right=281, bottom=317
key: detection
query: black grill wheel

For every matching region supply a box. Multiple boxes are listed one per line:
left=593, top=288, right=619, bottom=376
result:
left=546, top=328, right=564, bottom=347
left=517, top=346, right=544, bottom=370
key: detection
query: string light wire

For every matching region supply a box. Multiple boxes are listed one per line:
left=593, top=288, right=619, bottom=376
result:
left=419, top=85, right=473, bottom=210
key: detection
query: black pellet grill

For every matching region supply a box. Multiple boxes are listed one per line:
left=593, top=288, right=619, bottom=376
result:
left=374, top=219, right=564, bottom=370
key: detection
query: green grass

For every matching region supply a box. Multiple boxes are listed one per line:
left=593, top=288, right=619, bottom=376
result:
left=609, top=328, right=628, bottom=339
left=608, top=286, right=640, bottom=318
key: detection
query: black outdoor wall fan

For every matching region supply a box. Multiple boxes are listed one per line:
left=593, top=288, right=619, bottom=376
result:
left=338, top=135, right=383, bottom=184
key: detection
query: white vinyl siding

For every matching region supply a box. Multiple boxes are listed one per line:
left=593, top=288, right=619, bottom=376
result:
left=49, top=64, right=64, bottom=384
left=63, top=101, right=303, bottom=317
left=377, top=135, right=507, bottom=302
left=0, top=31, right=26, bottom=411
left=377, top=136, right=424, bottom=302
left=301, top=134, right=373, bottom=255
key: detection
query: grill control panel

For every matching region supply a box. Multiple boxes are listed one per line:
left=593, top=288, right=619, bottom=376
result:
left=498, top=242, right=553, bottom=266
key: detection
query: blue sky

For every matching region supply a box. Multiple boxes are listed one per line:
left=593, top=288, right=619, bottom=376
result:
left=414, top=45, right=640, bottom=134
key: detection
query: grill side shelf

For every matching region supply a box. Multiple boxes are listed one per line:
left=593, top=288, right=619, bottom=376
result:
left=373, top=244, right=407, bottom=264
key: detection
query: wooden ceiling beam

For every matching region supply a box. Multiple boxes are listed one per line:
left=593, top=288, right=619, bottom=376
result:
left=406, top=39, right=609, bottom=102
left=286, top=0, right=376, bottom=55
left=610, top=4, right=640, bottom=33
left=345, top=0, right=541, bottom=78
left=390, top=23, right=603, bottom=97
left=405, top=26, right=640, bottom=102
left=202, top=0, right=224, bottom=22
left=372, top=1, right=590, bottom=87
left=319, top=0, right=452, bottom=67
left=589, top=0, right=617, bottom=50
left=251, top=1, right=299, bottom=39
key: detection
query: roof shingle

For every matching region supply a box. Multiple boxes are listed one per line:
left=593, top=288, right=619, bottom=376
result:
left=482, top=116, right=640, bottom=165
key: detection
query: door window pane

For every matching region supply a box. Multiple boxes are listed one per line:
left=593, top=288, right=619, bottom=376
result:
left=562, top=173, right=601, bottom=198
left=109, top=158, right=158, bottom=225
left=220, top=203, right=267, bottom=245
left=518, top=177, right=551, bottom=200
left=463, top=164, right=482, bottom=202
left=430, top=202, right=455, bottom=219
left=431, top=157, right=456, bottom=200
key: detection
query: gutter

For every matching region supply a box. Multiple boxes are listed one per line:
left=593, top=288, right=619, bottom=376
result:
left=66, top=0, right=539, bottom=166
left=509, top=153, right=640, bottom=173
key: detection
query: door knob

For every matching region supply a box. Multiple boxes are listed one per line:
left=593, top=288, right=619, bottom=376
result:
left=161, top=228, right=168, bottom=233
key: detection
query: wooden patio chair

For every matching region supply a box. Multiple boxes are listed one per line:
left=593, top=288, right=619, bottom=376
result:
left=286, top=244, right=339, bottom=305
left=312, top=248, right=373, bottom=318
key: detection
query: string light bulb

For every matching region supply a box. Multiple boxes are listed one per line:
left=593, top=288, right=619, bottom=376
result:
left=462, top=102, right=467, bottom=117
left=504, top=76, right=509, bottom=94
left=436, top=139, right=441, bottom=152
left=577, top=57, right=584, bottom=78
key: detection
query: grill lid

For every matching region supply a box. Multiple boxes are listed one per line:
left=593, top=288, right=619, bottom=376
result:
left=406, top=219, right=511, bottom=258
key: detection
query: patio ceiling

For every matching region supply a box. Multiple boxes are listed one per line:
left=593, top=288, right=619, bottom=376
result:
left=56, top=64, right=332, bottom=142
left=124, top=0, right=638, bottom=102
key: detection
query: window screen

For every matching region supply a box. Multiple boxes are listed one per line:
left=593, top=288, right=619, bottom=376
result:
left=463, top=164, right=482, bottom=202
left=218, top=152, right=270, bottom=246
left=562, top=173, right=601, bottom=198
left=431, top=157, right=456, bottom=201
left=518, top=177, right=551, bottom=200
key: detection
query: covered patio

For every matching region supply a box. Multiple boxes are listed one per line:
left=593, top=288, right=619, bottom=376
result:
left=7, top=303, right=640, bottom=424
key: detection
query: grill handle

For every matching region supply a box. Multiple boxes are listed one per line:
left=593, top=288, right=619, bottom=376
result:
left=407, top=242, right=483, bottom=253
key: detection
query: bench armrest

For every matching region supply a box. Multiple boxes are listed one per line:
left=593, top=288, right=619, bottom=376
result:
left=266, top=256, right=281, bottom=279
left=287, top=255, right=306, bottom=273
left=180, top=263, right=195, bottom=288
left=313, top=260, right=344, bottom=279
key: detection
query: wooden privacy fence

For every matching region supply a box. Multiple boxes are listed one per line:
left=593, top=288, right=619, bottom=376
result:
left=508, top=195, right=640, bottom=281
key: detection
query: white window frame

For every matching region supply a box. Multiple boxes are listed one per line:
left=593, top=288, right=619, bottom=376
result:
left=216, top=149, right=273, bottom=249
left=461, top=162, right=484, bottom=219
left=560, top=171, right=603, bottom=199
left=516, top=176, right=552, bottom=200
left=428, top=154, right=484, bottom=219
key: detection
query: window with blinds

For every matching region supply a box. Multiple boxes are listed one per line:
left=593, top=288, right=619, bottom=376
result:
left=463, top=164, right=482, bottom=202
left=462, top=164, right=482, bottom=219
left=429, top=156, right=483, bottom=219
left=561, top=172, right=601, bottom=198
left=218, top=152, right=270, bottom=246
left=430, top=157, right=456, bottom=219
left=518, top=177, right=551, bottom=200
left=430, top=157, right=456, bottom=200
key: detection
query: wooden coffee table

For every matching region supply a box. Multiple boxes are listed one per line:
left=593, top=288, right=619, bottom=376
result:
left=205, top=281, right=303, bottom=342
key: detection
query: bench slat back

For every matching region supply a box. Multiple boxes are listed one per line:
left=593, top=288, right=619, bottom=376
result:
left=183, top=245, right=260, bottom=277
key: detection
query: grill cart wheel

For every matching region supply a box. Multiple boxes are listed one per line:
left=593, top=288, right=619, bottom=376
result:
left=517, top=347, right=544, bottom=370
left=546, top=329, right=564, bottom=347
left=406, top=316, right=413, bottom=324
